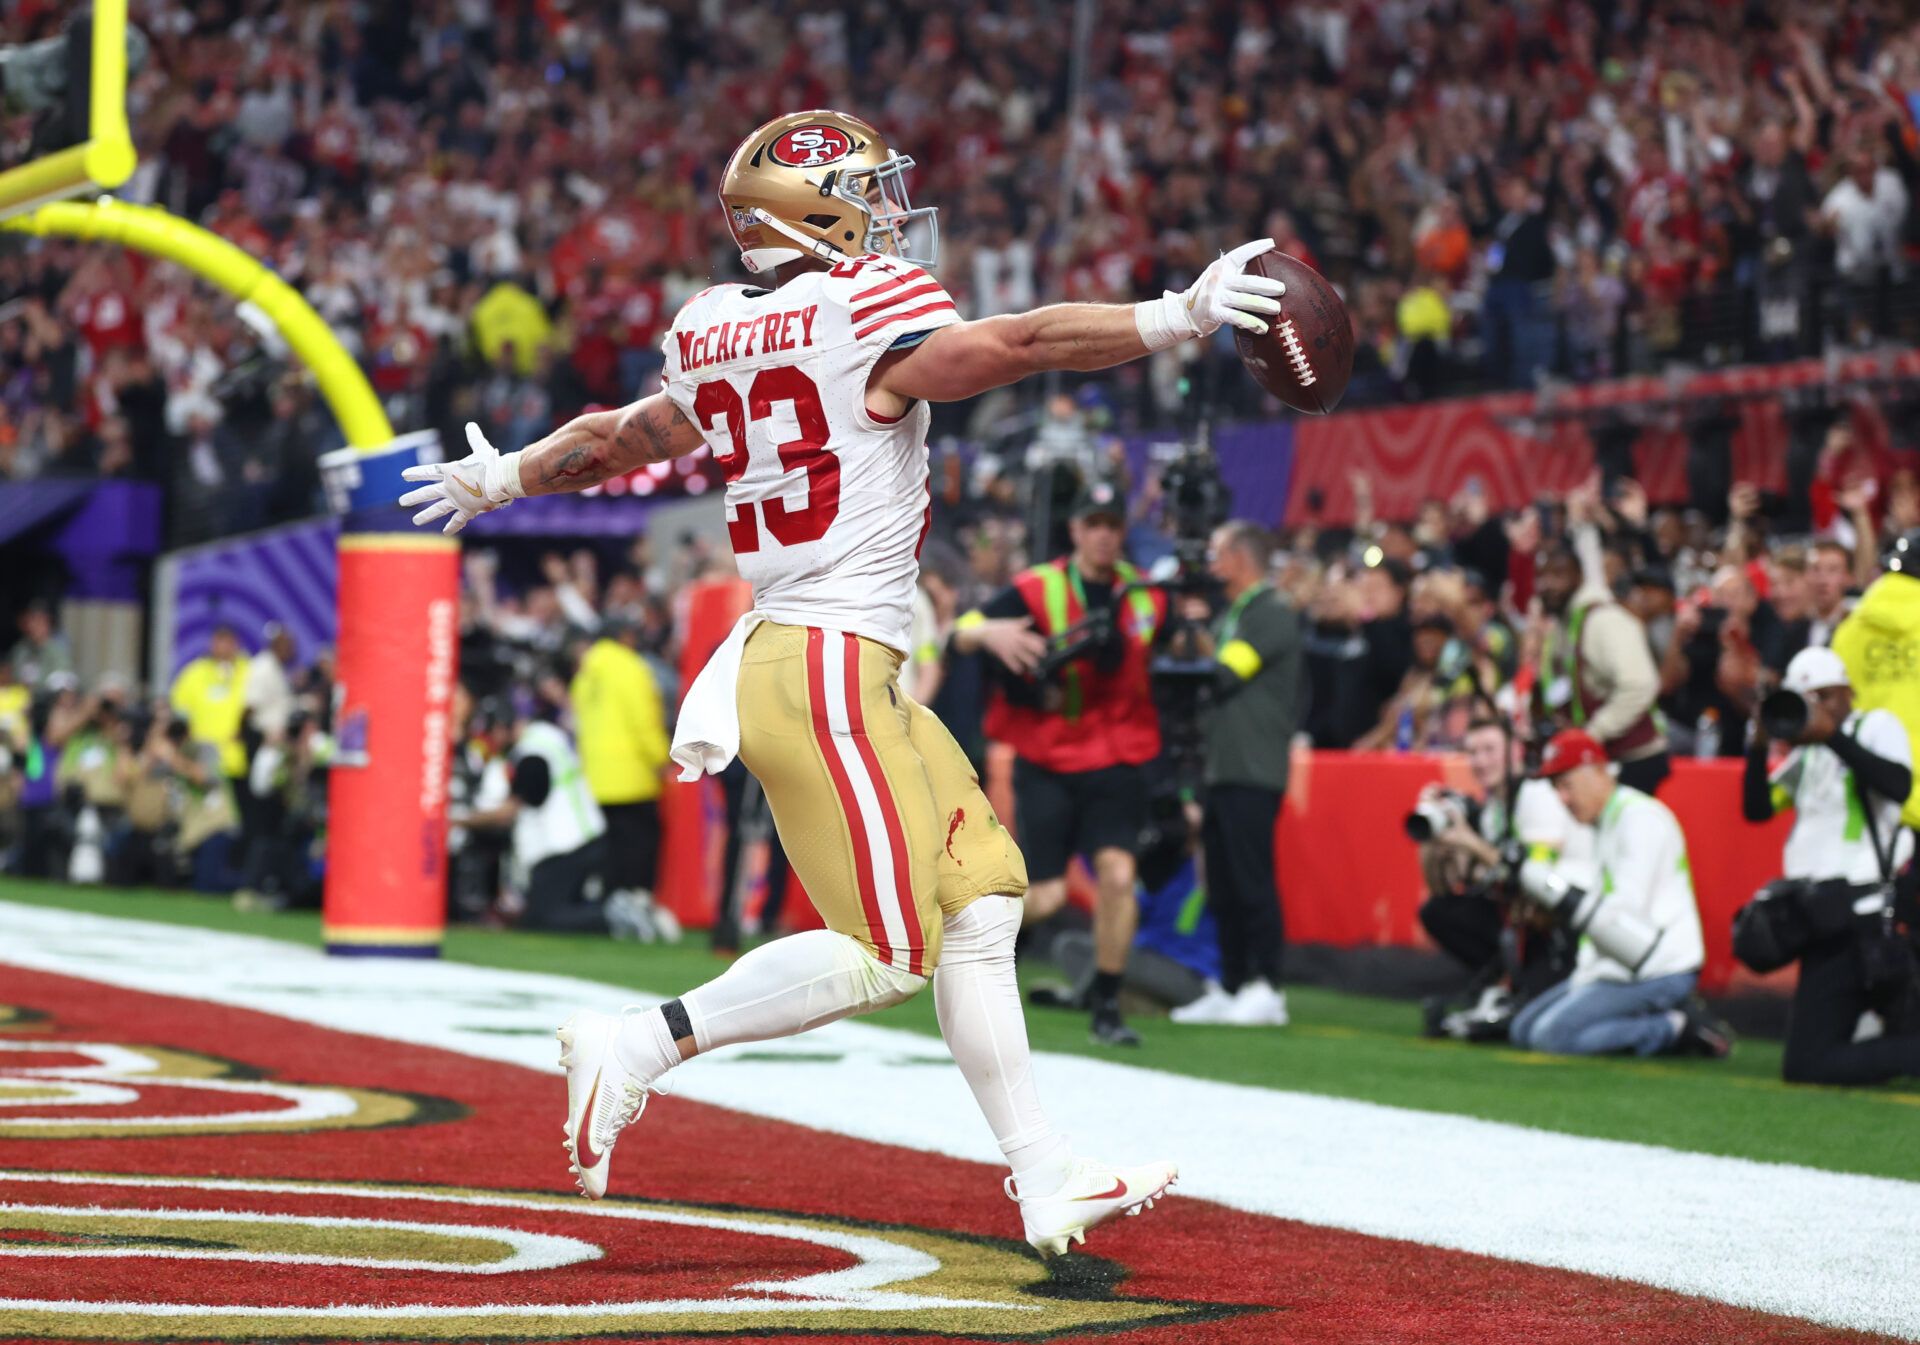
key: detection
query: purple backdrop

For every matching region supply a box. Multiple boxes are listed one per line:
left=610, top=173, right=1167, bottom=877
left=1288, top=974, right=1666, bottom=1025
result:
left=169, top=519, right=340, bottom=674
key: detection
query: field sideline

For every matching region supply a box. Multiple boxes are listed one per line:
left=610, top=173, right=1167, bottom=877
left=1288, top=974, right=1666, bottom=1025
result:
left=3, top=878, right=1915, bottom=1183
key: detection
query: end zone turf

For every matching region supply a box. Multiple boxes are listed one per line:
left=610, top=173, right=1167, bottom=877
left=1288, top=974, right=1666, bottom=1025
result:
left=0, top=963, right=1900, bottom=1344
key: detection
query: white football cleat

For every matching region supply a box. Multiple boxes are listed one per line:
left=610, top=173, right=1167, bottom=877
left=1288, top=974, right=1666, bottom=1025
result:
left=1224, top=980, right=1289, bottom=1027
left=1006, top=1156, right=1178, bottom=1259
left=556, top=1009, right=665, bottom=1199
left=1169, top=981, right=1236, bottom=1024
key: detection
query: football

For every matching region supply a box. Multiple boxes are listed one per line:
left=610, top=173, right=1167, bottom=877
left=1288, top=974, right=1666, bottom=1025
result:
left=1233, top=251, right=1354, bottom=415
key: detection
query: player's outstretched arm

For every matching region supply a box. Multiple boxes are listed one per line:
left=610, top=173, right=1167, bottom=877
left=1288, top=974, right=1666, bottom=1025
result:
left=399, top=394, right=701, bottom=534
left=873, top=239, right=1283, bottom=406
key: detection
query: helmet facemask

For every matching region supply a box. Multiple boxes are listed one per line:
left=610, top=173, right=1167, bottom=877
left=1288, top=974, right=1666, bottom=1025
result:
left=835, top=153, right=939, bottom=269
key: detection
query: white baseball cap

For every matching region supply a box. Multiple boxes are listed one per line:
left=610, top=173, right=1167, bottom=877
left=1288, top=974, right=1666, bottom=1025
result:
left=1783, top=646, right=1849, bottom=695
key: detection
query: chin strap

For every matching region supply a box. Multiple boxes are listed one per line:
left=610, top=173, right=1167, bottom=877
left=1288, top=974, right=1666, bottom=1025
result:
left=750, top=208, right=858, bottom=268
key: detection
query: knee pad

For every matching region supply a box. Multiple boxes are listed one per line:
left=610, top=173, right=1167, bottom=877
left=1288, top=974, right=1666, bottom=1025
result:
left=939, top=894, right=1021, bottom=967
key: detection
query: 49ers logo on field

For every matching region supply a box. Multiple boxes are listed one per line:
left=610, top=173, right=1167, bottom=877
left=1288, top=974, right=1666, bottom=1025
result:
left=770, top=124, right=853, bottom=167
left=0, top=1172, right=1232, bottom=1341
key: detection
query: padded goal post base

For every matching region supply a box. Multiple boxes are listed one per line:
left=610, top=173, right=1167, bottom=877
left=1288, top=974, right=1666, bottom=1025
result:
left=320, top=435, right=458, bottom=958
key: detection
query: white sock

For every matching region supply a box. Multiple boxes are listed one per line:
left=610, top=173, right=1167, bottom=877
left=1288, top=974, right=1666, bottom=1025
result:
left=935, top=895, right=1071, bottom=1197
left=679, top=928, right=925, bottom=1054
left=612, top=1003, right=681, bottom=1085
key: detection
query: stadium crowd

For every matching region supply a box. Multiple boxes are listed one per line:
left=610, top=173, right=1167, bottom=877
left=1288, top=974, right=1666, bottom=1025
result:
left=3, top=0, right=1918, bottom=540
left=4, top=393, right=1914, bottom=901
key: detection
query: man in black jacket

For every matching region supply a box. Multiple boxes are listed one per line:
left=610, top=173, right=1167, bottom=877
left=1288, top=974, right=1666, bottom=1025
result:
left=1471, top=158, right=1561, bottom=389
left=1170, top=523, right=1305, bottom=1028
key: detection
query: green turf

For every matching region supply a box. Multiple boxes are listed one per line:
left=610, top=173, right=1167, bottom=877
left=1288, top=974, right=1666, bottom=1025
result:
left=6, top=878, right=1917, bottom=1184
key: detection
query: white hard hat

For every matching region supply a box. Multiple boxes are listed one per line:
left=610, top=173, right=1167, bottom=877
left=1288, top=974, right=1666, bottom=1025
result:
left=1783, top=646, right=1849, bottom=695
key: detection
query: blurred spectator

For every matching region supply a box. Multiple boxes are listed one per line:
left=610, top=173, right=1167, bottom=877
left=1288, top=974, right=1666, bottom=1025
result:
left=1819, top=148, right=1912, bottom=346
left=169, top=625, right=250, bottom=782
left=9, top=604, right=74, bottom=691
left=237, top=708, right=331, bottom=911
left=0, top=660, right=28, bottom=749
left=1, top=0, right=1915, bottom=501
left=569, top=618, right=677, bottom=941
left=245, top=625, right=299, bottom=743
left=54, top=696, right=135, bottom=883
left=1806, top=540, right=1858, bottom=648
left=1531, top=499, right=1669, bottom=793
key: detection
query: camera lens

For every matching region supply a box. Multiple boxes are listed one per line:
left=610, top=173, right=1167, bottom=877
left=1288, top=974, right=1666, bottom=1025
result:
left=1759, top=689, right=1809, bottom=741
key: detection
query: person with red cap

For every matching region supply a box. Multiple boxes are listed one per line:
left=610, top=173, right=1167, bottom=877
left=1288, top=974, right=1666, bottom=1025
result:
left=1508, top=727, right=1731, bottom=1058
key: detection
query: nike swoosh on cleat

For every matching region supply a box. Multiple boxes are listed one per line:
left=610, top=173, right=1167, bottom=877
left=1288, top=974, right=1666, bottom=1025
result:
left=1076, top=1178, right=1128, bottom=1201
left=576, top=1074, right=604, bottom=1169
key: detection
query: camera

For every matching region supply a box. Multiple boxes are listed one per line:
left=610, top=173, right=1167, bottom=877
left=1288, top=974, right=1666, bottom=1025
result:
left=1759, top=688, right=1810, bottom=740
left=1405, top=789, right=1470, bottom=842
left=1033, top=604, right=1121, bottom=682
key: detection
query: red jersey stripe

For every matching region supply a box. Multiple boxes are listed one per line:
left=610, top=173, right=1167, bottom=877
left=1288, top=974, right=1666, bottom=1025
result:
left=850, top=279, right=947, bottom=325
left=805, top=627, right=894, bottom=966
left=849, top=266, right=929, bottom=304
left=839, top=633, right=925, bottom=976
left=854, top=299, right=957, bottom=340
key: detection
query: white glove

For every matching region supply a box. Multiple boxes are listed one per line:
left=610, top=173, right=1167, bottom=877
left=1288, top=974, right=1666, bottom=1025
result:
left=1134, top=237, right=1287, bottom=350
left=398, top=422, right=526, bottom=535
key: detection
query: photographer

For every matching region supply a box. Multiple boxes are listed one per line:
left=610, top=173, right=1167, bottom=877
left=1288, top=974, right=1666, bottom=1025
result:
left=1167, top=521, right=1302, bottom=1028
left=237, top=709, right=331, bottom=910
left=956, top=479, right=1169, bottom=1047
left=455, top=699, right=645, bottom=937
left=1414, top=717, right=1587, bottom=1033
left=1743, top=648, right=1918, bottom=1085
left=1511, top=729, right=1730, bottom=1058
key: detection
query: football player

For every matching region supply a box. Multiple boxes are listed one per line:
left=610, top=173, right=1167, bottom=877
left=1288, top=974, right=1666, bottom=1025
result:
left=399, top=110, right=1283, bottom=1257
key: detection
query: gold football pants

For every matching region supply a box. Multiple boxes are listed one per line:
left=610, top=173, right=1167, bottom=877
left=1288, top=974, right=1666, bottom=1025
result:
left=736, top=622, right=1027, bottom=976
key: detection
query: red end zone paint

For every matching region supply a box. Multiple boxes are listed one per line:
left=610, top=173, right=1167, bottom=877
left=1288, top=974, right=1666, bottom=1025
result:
left=0, top=967, right=1894, bottom=1345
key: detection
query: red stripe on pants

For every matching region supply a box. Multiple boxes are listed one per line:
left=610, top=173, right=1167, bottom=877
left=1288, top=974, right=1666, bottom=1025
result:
left=839, top=633, right=925, bottom=976
left=804, top=627, right=894, bottom=965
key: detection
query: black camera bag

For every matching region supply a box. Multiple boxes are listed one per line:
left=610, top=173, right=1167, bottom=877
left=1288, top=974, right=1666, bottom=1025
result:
left=1731, top=880, right=1814, bottom=974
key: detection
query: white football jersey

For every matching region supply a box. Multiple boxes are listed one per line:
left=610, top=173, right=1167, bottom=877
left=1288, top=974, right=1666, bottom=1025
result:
left=660, top=255, right=961, bottom=655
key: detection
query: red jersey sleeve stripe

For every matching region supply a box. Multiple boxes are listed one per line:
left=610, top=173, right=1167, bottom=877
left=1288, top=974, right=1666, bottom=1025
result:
left=849, top=267, right=929, bottom=303
left=854, top=299, right=958, bottom=340
left=849, top=280, right=947, bottom=324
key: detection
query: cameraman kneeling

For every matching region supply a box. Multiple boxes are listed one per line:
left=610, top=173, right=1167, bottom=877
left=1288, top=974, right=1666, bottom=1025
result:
left=1416, top=718, right=1588, bottom=1018
left=1745, top=648, right=1918, bottom=1085
left=1512, top=729, right=1729, bottom=1057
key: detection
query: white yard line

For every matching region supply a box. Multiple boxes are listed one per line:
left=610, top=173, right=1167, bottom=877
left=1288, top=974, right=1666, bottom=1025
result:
left=0, top=900, right=1912, bottom=1339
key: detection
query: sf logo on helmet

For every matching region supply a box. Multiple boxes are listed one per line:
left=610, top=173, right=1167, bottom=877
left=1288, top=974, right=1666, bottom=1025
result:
left=771, top=125, right=853, bottom=167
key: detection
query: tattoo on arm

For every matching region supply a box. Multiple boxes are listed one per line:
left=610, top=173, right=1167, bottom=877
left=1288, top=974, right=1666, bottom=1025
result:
left=522, top=399, right=694, bottom=496
left=534, top=432, right=616, bottom=491
left=613, top=402, right=691, bottom=467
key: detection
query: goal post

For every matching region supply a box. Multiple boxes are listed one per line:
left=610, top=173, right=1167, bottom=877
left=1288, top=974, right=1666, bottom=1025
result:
left=5, top=198, right=457, bottom=959
left=0, top=0, right=137, bottom=219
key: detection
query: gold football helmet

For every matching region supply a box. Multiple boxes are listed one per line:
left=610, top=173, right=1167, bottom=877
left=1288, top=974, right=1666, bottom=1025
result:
left=719, top=110, right=939, bottom=275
